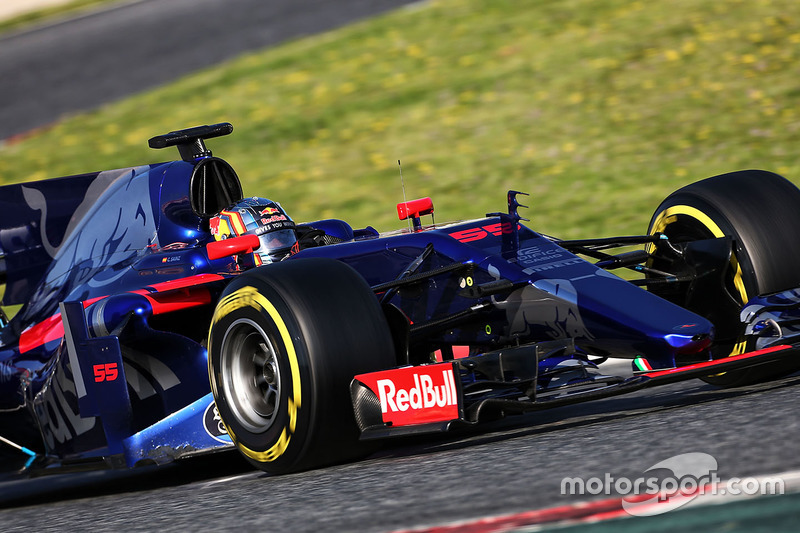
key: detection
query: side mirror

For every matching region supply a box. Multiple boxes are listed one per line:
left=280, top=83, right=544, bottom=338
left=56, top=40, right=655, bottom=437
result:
left=206, top=234, right=260, bottom=261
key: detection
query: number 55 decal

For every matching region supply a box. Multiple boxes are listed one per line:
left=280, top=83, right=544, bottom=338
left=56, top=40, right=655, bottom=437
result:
left=93, top=362, right=119, bottom=382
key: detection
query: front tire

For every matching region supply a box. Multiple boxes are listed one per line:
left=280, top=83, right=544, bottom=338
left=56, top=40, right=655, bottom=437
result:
left=647, top=170, right=800, bottom=386
left=208, top=258, right=395, bottom=474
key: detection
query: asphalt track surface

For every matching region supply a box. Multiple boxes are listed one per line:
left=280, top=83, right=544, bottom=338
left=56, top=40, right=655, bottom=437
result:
left=0, top=0, right=419, bottom=140
left=2, top=2, right=800, bottom=532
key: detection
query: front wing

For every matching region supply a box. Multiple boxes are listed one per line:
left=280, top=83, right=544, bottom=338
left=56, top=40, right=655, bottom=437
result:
left=351, top=344, right=797, bottom=439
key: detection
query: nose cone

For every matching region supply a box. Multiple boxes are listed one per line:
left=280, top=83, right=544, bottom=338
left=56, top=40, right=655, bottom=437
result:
left=664, top=324, right=714, bottom=355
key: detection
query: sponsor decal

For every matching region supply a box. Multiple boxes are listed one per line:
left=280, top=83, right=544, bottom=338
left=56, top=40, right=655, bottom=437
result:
left=514, top=244, right=587, bottom=274
left=517, top=246, right=565, bottom=265
left=260, top=214, right=288, bottom=225
left=522, top=258, right=585, bottom=274
left=203, top=401, right=232, bottom=443
left=260, top=206, right=280, bottom=215
left=355, top=363, right=460, bottom=426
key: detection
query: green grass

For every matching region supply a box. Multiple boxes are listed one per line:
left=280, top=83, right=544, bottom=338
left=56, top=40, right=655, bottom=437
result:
left=2, top=0, right=800, bottom=237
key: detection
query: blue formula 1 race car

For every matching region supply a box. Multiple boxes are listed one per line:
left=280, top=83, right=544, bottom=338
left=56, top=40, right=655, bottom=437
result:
left=2, top=123, right=800, bottom=475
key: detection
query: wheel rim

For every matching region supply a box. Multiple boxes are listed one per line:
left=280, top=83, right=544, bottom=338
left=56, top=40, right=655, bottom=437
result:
left=220, top=318, right=282, bottom=433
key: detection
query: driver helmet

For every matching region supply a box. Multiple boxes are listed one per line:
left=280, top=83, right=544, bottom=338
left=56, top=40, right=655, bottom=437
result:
left=210, top=197, right=297, bottom=266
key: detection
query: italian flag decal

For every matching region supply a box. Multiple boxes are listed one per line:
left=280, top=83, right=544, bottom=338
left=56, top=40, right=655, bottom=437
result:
left=633, top=356, right=653, bottom=372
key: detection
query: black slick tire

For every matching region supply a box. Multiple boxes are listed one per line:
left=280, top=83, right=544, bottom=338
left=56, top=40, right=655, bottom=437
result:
left=207, top=257, right=395, bottom=473
left=647, top=170, right=800, bottom=386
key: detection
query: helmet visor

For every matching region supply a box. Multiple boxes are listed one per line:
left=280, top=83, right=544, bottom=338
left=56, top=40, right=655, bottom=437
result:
left=256, top=228, right=297, bottom=257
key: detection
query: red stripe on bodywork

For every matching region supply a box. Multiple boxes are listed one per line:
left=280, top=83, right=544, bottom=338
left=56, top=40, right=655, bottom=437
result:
left=139, top=274, right=224, bottom=314
left=19, top=297, right=105, bottom=353
left=642, top=345, right=791, bottom=378
left=18, top=274, right=226, bottom=353
left=141, top=287, right=213, bottom=314
left=19, top=313, right=64, bottom=353
left=142, top=273, right=225, bottom=293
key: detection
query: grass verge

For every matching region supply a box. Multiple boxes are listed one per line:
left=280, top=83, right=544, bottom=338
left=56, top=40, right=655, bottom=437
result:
left=1, top=0, right=799, bottom=237
left=0, top=0, right=117, bottom=35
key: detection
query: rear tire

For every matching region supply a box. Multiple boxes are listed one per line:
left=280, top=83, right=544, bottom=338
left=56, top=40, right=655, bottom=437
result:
left=647, top=170, right=800, bottom=386
left=208, top=258, right=395, bottom=473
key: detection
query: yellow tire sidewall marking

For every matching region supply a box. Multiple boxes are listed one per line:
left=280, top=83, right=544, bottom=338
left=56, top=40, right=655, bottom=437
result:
left=209, top=285, right=303, bottom=462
